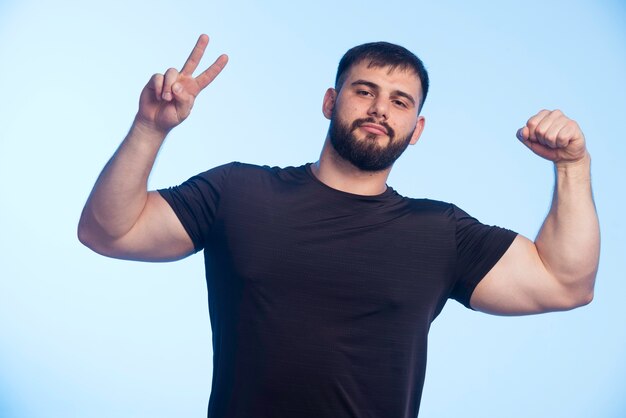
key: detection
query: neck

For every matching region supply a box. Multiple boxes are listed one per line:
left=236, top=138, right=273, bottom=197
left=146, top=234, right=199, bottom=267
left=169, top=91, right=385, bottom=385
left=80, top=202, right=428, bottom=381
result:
left=311, top=137, right=392, bottom=196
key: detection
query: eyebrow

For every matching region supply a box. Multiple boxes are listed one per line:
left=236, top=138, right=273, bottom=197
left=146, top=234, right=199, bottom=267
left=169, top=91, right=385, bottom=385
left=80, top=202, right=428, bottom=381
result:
left=350, top=79, right=416, bottom=107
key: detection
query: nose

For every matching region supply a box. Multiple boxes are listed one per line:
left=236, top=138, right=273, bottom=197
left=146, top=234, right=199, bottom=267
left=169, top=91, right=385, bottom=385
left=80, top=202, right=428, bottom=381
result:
left=367, top=97, right=388, bottom=121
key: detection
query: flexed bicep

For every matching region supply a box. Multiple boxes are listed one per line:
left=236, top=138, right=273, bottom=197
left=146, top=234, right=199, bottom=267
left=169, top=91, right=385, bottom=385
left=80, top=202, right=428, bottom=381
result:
left=86, top=191, right=196, bottom=262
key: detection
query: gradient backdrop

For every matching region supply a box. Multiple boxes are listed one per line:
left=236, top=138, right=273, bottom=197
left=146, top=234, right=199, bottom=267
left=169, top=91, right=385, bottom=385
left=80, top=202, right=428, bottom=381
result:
left=1, top=0, right=625, bottom=417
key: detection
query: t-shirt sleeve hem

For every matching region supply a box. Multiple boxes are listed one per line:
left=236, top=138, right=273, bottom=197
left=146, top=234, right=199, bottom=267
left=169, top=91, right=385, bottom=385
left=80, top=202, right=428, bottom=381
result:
left=157, top=188, right=204, bottom=253
left=458, top=231, right=518, bottom=310
left=156, top=162, right=237, bottom=253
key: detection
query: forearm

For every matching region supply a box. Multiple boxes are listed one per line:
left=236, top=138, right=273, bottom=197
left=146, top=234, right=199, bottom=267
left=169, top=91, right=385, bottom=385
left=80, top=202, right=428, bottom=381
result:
left=78, top=119, right=167, bottom=242
left=535, top=153, right=600, bottom=295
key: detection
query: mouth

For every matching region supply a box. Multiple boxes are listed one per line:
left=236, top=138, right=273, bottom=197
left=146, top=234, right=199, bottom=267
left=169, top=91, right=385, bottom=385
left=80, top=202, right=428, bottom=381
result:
left=358, top=122, right=389, bottom=136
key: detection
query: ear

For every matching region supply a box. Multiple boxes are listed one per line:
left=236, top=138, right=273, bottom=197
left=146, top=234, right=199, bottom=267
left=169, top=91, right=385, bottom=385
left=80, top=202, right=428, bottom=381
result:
left=409, top=115, right=426, bottom=145
left=322, top=88, right=337, bottom=120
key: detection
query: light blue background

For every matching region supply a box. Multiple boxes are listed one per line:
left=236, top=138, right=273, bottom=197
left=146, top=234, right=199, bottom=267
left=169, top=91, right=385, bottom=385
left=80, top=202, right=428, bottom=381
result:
left=1, top=0, right=625, bottom=417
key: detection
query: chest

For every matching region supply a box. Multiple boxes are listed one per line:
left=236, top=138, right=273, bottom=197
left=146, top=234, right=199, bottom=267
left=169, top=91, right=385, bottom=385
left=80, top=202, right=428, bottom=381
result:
left=206, top=188, right=456, bottom=324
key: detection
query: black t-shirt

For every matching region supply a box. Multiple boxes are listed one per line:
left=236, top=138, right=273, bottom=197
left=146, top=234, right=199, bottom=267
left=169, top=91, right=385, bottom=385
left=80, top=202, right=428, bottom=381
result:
left=158, top=162, right=517, bottom=418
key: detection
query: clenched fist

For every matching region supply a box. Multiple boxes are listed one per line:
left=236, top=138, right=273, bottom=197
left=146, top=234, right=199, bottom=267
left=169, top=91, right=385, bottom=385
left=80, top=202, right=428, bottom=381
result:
left=516, top=109, right=587, bottom=165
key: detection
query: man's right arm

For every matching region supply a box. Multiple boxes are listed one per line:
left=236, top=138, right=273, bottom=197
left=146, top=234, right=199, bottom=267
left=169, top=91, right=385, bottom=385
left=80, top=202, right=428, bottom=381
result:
left=77, top=120, right=195, bottom=261
left=77, top=34, right=228, bottom=261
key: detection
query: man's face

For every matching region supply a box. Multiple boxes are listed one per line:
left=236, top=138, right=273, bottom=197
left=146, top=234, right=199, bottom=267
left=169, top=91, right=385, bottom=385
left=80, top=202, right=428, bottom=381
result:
left=324, top=61, right=425, bottom=172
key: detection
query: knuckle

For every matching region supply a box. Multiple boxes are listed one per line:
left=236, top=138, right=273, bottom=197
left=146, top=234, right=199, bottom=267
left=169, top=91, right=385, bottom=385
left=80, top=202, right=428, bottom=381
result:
left=566, top=120, right=578, bottom=130
left=164, top=68, right=179, bottom=79
left=535, top=125, right=547, bottom=137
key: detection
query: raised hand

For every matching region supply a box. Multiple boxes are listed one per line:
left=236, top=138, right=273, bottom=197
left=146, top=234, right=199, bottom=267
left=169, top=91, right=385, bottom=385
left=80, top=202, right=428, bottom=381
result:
left=136, top=34, right=228, bottom=134
left=516, top=109, right=587, bottom=165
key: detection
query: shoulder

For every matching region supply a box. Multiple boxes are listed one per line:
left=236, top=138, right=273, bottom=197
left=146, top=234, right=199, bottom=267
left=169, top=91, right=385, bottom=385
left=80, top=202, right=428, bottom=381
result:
left=400, top=196, right=493, bottom=225
left=391, top=195, right=508, bottom=239
left=378, top=193, right=462, bottom=236
left=188, top=162, right=312, bottom=197
left=213, top=161, right=307, bottom=178
left=219, top=162, right=312, bottom=189
left=397, top=194, right=458, bottom=218
left=188, top=162, right=291, bottom=184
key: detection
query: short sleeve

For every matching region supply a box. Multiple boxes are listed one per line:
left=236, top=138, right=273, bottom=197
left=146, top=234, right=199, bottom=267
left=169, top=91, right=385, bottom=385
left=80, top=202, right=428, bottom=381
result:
left=157, top=162, right=235, bottom=253
left=449, top=205, right=517, bottom=309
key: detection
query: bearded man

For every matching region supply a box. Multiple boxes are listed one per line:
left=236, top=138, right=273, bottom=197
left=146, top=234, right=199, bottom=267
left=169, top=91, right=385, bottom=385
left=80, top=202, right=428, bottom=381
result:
left=78, top=35, right=599, bottom=418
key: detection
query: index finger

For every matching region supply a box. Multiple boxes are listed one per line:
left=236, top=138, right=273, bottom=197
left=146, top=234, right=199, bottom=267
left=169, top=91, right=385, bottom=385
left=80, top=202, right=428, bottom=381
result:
left=181, top=34, right=210, bottom=76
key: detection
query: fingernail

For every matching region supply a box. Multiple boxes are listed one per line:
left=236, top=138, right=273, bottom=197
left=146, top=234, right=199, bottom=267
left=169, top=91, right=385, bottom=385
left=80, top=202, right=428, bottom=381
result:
left=162, top=92, right=172, bottom=100
left=173, top=83, right=182, bottom=93
left=516, top=128, right=524, bottom=141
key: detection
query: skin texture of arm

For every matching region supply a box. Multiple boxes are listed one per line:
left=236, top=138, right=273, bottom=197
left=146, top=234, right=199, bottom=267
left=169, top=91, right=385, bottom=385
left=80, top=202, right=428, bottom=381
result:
left=77, top=35, right=228, bottom=261
left=470, top=110, right=600, bottom=315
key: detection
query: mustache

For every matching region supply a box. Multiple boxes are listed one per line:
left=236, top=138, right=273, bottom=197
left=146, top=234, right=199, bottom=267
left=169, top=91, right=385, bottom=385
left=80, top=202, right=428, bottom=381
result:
left=351, top=118, right=395, bottom=138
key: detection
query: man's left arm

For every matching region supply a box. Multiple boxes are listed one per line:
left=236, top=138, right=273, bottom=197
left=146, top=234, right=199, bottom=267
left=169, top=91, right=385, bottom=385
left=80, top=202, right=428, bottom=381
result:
left=470, top=109, right=600, bottom=315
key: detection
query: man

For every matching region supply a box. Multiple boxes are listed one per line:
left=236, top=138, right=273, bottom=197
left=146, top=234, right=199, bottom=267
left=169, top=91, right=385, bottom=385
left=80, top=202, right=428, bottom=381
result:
left=78, top=34, right=600, bottom=417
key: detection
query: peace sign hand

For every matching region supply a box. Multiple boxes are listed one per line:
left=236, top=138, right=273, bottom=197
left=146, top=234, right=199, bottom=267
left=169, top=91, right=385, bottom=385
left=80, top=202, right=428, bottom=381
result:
left=135, top=34, right=228, bottom=135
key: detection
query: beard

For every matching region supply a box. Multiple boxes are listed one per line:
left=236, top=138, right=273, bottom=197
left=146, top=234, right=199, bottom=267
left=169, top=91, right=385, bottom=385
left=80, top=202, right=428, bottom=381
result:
left=328, top=112, right=415, bottom=172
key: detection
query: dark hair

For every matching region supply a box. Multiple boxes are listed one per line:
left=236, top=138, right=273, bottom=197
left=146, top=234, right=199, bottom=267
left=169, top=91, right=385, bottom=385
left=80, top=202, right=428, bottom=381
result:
left=335, top=42, right=429, bottom=112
